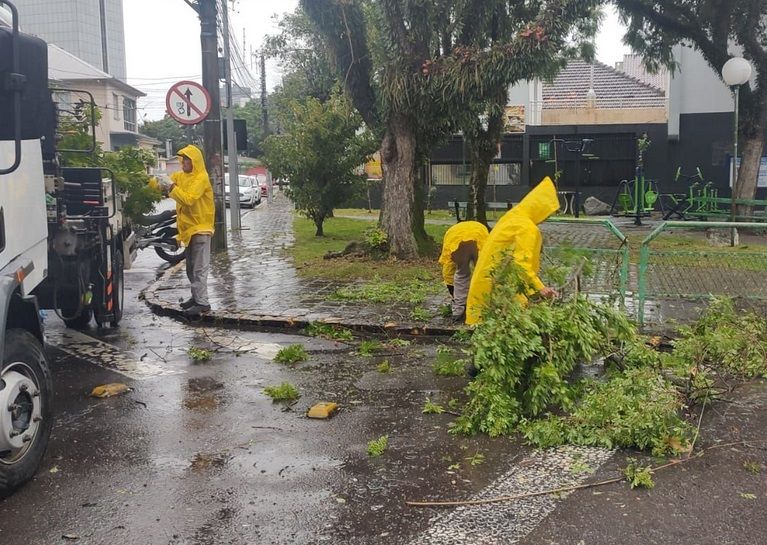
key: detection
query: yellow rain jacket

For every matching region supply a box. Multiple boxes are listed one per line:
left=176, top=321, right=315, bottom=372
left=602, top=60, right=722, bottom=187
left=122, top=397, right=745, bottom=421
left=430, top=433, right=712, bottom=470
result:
left=438, top=221, right=489, bottom=285
left=169, top=145, right=215, bottom=246
left=465, top=177, right=560, bottom=325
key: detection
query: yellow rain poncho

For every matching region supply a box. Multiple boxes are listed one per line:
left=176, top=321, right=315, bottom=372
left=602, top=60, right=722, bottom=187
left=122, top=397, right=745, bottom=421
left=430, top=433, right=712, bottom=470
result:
left=465, top=177, right=560, bottom=325
left=169, top=145, right=215, bottom=246
left=438, top=221, right=489, bottom=285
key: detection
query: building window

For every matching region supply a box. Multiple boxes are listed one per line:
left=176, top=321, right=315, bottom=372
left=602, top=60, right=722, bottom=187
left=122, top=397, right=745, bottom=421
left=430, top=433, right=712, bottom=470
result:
left=123, top=97, right=136, bottom=132
left=113, top=93, right=120, bottom=120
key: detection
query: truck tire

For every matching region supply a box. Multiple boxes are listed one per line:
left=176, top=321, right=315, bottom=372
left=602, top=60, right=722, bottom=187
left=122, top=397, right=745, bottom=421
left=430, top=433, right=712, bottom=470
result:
left=62, top=307, right=92, bottom=329
left=0, top=329, right=53, bottom=498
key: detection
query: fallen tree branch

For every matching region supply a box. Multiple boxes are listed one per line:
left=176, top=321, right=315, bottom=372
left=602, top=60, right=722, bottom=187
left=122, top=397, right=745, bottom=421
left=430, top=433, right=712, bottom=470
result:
left=405, top=439, right=767, bottom=508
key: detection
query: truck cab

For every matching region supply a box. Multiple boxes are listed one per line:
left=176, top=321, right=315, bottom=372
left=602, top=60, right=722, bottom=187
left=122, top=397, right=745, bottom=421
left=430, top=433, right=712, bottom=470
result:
left=0, top=0, right=130, bottom=496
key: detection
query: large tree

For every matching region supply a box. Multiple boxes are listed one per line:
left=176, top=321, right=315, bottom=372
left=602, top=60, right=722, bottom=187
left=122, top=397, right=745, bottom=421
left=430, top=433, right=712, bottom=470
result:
left=615, top=0, right=767, bottom=215
left=301, top=0, right=601, bottom=258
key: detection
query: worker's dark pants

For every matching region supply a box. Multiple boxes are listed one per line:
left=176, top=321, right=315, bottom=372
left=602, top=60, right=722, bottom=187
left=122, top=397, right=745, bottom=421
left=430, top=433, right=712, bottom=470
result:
left=452, top=240, right=478, bottom=318
left=186, top=234, right=211, bottom=306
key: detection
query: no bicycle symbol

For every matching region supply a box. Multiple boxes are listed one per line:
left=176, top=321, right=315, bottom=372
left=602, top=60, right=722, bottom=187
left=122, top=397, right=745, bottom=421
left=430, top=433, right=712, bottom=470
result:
left=165, top=81, right=212, bottom=125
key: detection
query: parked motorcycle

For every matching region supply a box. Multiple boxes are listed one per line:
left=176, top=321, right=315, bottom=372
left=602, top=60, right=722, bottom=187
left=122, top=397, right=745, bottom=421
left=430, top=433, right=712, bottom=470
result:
left=134, top=209, right=186, bottom=264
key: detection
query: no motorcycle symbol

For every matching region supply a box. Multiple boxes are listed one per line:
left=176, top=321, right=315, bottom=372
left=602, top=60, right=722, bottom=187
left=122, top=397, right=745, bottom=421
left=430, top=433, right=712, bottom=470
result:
left=165, top=81, right=212, bottom=125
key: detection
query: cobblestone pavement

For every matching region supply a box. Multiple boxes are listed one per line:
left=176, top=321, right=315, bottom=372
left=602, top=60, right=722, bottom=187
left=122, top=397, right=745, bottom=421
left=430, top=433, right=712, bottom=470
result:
left=144, top=198, right=767, bottom=332
left=143, top=195, right=456, bottom=335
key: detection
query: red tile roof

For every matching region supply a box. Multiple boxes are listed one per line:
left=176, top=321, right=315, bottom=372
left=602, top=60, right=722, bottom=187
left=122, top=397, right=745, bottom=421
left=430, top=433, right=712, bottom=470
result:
left=542, top=60, right=666, bottom=109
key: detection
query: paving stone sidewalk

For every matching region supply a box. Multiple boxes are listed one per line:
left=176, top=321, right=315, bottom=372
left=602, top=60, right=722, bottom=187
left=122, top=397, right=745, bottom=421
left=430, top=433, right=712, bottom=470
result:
left=142, top=194, right=457, bottom=335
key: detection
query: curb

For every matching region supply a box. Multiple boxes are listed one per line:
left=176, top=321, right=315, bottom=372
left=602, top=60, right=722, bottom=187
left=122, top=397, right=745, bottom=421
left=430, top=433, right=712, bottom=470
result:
left=141, top=263, right=460, bottom=338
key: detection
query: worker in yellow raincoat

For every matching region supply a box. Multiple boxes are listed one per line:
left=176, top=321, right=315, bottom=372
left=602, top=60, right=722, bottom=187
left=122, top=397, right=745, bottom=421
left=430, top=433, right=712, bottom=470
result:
left=465, top=177, right=560, bottom=325
left=158, top=144, right=215, bottom=317
left=438, top=221, right=489, bottom=322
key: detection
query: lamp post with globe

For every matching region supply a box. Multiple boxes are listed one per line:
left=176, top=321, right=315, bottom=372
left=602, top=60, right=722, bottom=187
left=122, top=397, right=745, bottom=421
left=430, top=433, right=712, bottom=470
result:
left=721, top=57, right=753, bottom=227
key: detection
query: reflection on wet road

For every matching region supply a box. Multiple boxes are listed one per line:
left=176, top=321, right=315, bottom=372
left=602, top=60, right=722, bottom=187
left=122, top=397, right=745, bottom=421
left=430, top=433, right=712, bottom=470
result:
left=0, top=237, right=612, bottom=545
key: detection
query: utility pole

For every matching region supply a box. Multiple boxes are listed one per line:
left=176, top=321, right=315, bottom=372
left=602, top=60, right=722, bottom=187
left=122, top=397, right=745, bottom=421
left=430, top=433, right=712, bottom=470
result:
left=260, top=53, right=269, bottom=137
left=198, top=0, right=227, bottom=251
left=260, top=53, right=272, bottom=203
left=221, top=0, right=241, bottom=229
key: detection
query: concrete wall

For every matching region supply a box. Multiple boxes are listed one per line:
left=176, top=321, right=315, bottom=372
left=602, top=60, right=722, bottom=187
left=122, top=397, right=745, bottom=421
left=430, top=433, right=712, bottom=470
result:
left=542, top=107, right=667, bottom=125
left=668, top=45, right=735, bottom=139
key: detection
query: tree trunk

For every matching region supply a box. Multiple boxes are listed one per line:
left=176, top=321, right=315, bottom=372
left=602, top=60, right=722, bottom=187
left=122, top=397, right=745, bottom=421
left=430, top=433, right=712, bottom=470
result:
left=467, top=145, right=490, bottom=225
left=314, top=216, right=324, bottom=236
left=734, top=134, right=765, bottom=218
left=380, top=115, right=428, bottom=259
left=464, top=90, right=506, bottom=227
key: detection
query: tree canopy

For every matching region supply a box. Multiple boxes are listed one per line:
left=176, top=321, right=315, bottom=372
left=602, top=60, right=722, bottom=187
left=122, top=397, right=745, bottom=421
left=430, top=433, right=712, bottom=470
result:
left=302, top=0, right=602, bottom=258
left=616, top=0, right=767, bottom=209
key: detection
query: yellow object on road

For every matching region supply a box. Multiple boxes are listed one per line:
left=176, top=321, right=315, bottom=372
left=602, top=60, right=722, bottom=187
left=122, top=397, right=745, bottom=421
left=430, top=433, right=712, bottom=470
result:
left=90, top=383, right=131, bottom=398
left=465, top=177, right=560, bottom=325
left=169, top=144, right=215, bottom=246
left=438, top=221, right=489, bottom=285
left=307, top=402, right=339, bottom=419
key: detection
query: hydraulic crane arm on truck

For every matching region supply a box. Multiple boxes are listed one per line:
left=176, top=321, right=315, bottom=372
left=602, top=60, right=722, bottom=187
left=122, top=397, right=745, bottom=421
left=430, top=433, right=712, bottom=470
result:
left=0, top=1, right=132, bottom=497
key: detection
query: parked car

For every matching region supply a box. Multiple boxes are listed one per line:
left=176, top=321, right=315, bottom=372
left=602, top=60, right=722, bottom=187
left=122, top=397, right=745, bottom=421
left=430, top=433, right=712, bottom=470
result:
left=224, top=174, right=261, bottom=208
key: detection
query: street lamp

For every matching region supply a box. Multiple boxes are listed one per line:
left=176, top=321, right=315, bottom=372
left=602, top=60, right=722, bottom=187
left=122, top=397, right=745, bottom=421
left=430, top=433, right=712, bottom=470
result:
left=721, top=57, right=752, bottom=231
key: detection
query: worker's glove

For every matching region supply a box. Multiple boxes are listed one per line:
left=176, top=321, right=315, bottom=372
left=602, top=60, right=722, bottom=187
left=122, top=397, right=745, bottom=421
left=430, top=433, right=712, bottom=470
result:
left=157, top=176, right=173, bottom=194
left=446, top=284, right=454, bottom=297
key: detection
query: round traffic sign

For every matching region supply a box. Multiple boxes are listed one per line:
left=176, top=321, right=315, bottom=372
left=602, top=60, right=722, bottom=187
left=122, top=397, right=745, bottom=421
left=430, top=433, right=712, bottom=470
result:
left=165, top=80, right=212, bottom=125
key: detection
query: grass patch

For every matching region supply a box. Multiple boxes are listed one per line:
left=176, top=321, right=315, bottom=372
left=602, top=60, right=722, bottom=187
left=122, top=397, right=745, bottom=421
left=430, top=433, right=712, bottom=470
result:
left=376, top=360, right=391, bottom=373
left=331, top=277, right=439, bottom=305
left=367, top=435, right=389, bottom=456
left=303, top=322, right=354, bottom=342
left=274, top=344, right=308, bottom=365
left=334, top=208, right=456, bottom=222
left=263, top=382, right=300, bottom=401
left=358, top=339, right=382, bottom=357
left=432, top=345, right=465, bottom=376
left=290, top=215, right=449, bottom=282
left=410, top=306, right=432, bottom=322
left=188, top=347, right=212, bottom=362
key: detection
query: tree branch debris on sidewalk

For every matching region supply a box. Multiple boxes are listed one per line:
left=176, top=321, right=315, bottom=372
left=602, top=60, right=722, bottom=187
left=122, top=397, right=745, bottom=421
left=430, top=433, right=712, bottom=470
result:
left=410, top=255, right=767, bottom=505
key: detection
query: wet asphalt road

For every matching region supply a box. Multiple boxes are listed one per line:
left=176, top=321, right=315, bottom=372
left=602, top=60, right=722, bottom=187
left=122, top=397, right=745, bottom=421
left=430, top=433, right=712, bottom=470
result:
left=0, top=246, right=528, bottom=545
left=2, top=217, right=767, bottom=545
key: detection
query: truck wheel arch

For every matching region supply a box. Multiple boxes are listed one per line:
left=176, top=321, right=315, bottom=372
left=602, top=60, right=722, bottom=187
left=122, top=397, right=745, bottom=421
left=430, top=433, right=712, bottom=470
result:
left=0, top=275, right=43, bottom=357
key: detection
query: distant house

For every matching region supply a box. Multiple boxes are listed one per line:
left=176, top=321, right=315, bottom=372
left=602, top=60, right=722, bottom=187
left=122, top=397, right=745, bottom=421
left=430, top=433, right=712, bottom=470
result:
left=538, top=59, right=667, bottom=125
left=428, top=47, right=748, bottom=207
left=47, top=44, right=159, bottom=152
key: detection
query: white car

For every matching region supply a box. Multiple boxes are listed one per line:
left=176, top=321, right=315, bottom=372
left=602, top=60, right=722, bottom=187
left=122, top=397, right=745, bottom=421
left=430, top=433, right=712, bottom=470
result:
left=224, top=174, right=261, bottom=208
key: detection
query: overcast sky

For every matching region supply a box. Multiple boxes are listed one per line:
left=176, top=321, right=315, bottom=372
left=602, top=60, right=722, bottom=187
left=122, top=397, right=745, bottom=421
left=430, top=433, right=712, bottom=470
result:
left=124, top=1, right=630, bottom=121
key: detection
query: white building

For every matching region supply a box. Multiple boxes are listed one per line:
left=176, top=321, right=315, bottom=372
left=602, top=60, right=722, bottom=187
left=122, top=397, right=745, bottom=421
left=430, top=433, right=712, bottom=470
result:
left=48, top=44, right=157, bottom=151
left=15, top=0, right=127, bottom=81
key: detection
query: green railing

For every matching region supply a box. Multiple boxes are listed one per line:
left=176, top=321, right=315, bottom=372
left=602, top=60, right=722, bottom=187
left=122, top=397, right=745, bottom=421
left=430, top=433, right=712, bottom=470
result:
left=638, top=221, right=767, bottom=323
left=543, top=217, right=629, bottom=304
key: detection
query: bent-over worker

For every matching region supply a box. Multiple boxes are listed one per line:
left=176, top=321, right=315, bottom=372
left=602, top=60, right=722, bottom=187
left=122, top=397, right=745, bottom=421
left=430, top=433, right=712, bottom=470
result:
left=465, top=177, right=560, bottom=325
left=438, top=221, right=489, bottom=322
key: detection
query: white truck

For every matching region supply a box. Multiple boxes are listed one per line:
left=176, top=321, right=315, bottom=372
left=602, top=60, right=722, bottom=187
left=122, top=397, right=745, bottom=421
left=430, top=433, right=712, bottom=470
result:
left=0, top=1, right=130, bottom=496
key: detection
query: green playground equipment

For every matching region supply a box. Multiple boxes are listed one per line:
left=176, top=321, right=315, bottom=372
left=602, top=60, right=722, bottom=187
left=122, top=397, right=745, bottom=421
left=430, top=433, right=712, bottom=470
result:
left=662, top=166, right=767, bottom=222
left=611, top=175, right=661, bottom=218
